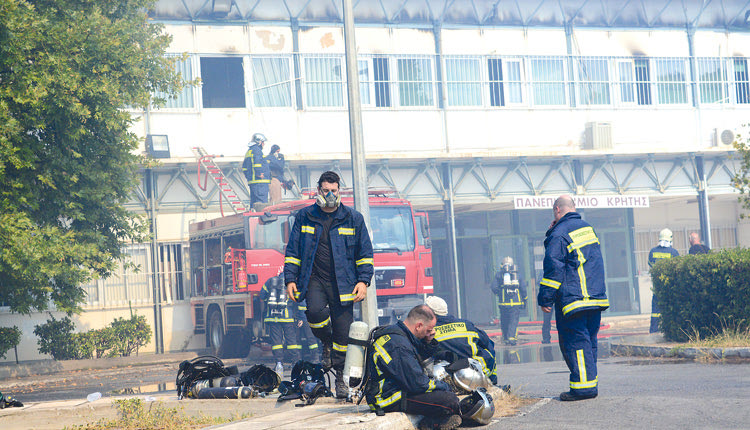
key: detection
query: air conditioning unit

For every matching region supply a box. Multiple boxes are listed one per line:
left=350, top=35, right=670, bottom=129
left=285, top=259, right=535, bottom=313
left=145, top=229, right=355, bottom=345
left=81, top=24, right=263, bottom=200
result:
left=583, top=122, right=613, bottom=150
left=713, top=128, right=736, bottom=147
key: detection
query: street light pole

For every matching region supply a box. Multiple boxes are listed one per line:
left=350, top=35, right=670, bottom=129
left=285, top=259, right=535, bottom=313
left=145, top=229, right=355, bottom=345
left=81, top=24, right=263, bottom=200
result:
left=342, top=0, right=378, bottom=329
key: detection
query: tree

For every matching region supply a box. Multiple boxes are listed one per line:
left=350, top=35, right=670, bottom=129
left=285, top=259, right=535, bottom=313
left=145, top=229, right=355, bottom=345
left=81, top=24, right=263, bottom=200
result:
left=0, top=0, right=185, bottom=314
left=731, top=125, right=750, bottom=218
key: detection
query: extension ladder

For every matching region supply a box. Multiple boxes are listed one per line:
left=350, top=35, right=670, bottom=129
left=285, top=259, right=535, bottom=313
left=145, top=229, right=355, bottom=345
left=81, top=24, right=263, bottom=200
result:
left=192, top=147, right=248, bottom=216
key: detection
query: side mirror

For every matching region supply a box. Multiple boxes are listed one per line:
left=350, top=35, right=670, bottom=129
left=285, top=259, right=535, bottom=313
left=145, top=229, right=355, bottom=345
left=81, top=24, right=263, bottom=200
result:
left=424, top=237, right=432, bottom=249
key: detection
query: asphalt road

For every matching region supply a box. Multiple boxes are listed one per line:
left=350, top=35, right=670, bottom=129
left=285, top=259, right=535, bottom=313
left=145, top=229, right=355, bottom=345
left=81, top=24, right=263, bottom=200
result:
left=491, top=355, right=750, bottom=429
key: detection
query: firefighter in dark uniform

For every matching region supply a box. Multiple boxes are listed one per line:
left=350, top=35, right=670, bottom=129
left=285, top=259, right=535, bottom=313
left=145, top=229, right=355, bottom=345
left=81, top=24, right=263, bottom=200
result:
left=259, top=275, right=301, bottom=373
left=242, top=132, right=270, bottom=208
left=648, top=228, right=679, bottom=333
left=538, top=195, right=608, bottom=401
left=296, top=299, right=321, bottom=362
left=284, top=171, right=374, bottom=398
left=424, top=296, right=498, bottom=385
left=366, top=305, right=462, bottom=430
left=491, top=256, right=527, bottom=345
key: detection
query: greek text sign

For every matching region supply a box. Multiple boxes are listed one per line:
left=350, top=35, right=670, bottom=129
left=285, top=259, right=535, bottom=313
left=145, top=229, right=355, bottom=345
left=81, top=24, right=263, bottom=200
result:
left=513, top=195, right=650, bottom=209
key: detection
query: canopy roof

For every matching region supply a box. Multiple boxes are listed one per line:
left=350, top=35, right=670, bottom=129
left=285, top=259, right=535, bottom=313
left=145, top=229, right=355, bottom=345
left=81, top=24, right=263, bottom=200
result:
left=152, top=0, right=750, bottom=30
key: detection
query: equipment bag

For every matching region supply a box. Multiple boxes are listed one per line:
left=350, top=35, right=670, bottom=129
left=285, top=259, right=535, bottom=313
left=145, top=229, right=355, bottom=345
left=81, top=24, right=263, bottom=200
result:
left=176, top=355, right=238, bottom=400
left=240, top=364, right=281, bottom=393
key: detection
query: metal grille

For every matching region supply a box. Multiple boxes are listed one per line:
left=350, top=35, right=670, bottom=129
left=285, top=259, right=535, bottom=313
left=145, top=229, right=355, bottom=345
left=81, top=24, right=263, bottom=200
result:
left=529, top=57, right=566, bottom=106
left=445, top=57, right=482, bottom=106
left=303, top=55, right=344, bottom=107
left=397, top=57, right=435, bottom=107
left=696, top=58, right=728, bottom=104
left=576, top=58, right=610, bottom=105
left=733, top=58, right=750, bottom=104
left=653, top=58, right=688, bottom=104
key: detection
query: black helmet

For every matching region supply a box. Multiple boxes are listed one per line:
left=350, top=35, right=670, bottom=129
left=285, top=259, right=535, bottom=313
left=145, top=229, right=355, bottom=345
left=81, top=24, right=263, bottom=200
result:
left=459, top=387, right=495, bottom=425
left=251, top=133, right=267, bottom=144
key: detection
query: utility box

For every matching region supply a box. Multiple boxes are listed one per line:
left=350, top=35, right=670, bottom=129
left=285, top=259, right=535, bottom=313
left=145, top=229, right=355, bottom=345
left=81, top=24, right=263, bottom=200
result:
left=583, top=122, right=613, bottom=150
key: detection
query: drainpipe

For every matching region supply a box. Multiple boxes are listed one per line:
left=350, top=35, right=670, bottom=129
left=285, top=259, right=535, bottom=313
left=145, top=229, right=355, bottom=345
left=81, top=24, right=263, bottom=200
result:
left=144, top=107, right=164, bottom=354
left=696, top=155, right=712, bottom=249
left=291, top=18, right=304, bottom=111
left=443, top=163, right=462, bottom=318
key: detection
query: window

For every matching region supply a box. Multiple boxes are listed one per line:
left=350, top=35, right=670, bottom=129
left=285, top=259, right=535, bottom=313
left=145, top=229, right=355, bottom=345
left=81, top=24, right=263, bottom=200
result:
left=200, top=57, right=245, bottom=108
left=397, top=57, right=434, bottom=107
left=358, top=59, right=372, bottom=106
left=617, top=61, right=635, bottom=104
left=529, top=58, right=566, bottom=106
left=488, top=58, right=504, bottom=107
left=488, top=58, right=524, bottom=107
left=576, top=58, right=610, bottom=105
left=634, top=58, right=652, bottom=105
left=653, top=58, right=688, bottom=104
left=696, top=58, right=728, bottom=104
left=304, top=56, right=343, bottom=107
left=251, top=57, right=292, bottom=107
left=155, top=56, right=194, bottom=109
left=371, top=207, right=415, bottom=252
left=445, top=57, right=482, bottom=106
left=504, top=60, right=524, bottom=104
left=373, top=56, right=391, bottom=107
left=734, top=58, right=749, bottom=104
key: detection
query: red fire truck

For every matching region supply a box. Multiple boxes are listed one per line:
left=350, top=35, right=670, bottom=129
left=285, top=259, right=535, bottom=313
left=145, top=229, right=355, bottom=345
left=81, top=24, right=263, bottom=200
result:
left=188, top=191, right=433, bottom=357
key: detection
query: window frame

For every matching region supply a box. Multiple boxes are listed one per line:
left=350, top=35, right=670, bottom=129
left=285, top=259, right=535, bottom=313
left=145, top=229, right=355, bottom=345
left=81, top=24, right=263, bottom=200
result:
left=249, top=55, right=295, bottom=109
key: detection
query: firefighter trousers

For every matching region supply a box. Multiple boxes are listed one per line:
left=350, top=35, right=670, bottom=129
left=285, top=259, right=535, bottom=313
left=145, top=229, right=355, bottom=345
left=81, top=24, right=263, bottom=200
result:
left=556, top=307, right=601, bottom=397
left=298, top=321, right=321, bottom=361
left=268, top=322, right=301, bottom=364
left=649, top=294, right=660, bottom=333
left=381, top=390, right=460, bottom=418
left=305, top=277, right=353, bottom=371
left=249, top=183, right=269, bottom=207
left=499, top=305, right=521, bottom=342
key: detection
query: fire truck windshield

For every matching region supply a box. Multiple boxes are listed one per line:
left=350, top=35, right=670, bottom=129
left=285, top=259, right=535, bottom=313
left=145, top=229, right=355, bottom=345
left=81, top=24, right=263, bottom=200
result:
left=371, top=206, right=415, bottom=253
left=250, top=215, right=289, bottom=253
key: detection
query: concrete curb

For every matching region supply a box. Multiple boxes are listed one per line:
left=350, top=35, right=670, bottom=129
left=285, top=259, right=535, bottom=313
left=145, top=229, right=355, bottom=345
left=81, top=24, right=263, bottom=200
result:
left=0, top=351, right=198, bottom=380
left=611, top=343, right=750, bottom=359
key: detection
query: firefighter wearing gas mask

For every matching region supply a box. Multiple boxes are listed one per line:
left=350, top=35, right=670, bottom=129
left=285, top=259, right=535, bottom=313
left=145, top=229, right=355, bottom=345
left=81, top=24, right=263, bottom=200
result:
left=491, top=256, right=527, bottom=345
left=260, top=275, right=301, bottom=373
left=648, top=228, right=679, bottom=333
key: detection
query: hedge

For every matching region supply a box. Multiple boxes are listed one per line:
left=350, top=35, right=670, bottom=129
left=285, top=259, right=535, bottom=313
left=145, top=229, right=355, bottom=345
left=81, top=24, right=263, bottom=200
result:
left=0, top=326, right=21, bottom=360
left=650, top=247, right=750, bottom=342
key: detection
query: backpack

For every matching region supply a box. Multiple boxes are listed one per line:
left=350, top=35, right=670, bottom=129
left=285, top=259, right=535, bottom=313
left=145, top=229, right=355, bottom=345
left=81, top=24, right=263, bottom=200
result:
left=277, top=360, right=331, bottom=404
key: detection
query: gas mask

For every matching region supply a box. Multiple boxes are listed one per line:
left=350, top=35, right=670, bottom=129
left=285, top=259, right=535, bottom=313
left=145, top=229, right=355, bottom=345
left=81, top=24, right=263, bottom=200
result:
left=316, top=190, right=341, bottom=209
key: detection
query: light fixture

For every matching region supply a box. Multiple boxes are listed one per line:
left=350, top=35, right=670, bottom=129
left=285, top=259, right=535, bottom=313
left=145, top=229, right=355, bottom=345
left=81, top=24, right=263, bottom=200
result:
left=146, top=134, right=170, bottom=159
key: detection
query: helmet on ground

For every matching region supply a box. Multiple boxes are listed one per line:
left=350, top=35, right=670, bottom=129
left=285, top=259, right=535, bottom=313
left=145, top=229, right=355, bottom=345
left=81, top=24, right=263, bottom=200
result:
left=251, top=133, right=267, bottom=144
left=659, top=228, right=673, bottom=242
left=459, top=387, right=495, bottom=425
left=452, top=358, right=489, bottom=393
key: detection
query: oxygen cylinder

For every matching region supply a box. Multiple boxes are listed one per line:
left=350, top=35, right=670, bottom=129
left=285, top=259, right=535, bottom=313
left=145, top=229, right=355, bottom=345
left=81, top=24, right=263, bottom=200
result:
left=343, top=321, right=369, bottom=388
left=195, top=386, right=256, bottom=399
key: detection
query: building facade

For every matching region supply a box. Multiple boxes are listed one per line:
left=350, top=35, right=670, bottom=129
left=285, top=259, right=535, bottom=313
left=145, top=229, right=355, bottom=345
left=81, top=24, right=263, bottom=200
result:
left=3, top=0, right=749, bottom=361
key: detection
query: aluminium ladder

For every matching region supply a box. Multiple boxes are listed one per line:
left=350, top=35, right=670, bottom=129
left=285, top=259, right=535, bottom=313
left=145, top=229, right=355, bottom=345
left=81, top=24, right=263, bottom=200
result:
left=192, top=147, right=248, bottom=216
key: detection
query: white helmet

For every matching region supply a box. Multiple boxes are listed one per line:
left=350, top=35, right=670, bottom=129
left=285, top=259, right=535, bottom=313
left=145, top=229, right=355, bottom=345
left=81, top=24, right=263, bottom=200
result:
left=459, top=387, right=495, bottom=425
left=251, top=133, right=267, bottom=145
left=659, top=228, right=673, bottom=242
left=452, top=358, right=490, bottom=393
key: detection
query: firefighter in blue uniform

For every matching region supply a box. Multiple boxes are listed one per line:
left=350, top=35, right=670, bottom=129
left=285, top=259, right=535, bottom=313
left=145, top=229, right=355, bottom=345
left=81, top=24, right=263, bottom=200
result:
left=296, top=299, right=321, bottom=362
left=242, top=132, right=270, bottom=208
left=424, top=296, right=498, bottom=385
left=538, top=195, right=609, bottom=401
left=284, top=171, right=374, bottom=398
left=491, top=256, right=527, bottom=345
left=648, top=228, right=679, bottom=333
left=366, top=305, right=462, bottom=430
left=259, top=275, right=300, bottom=374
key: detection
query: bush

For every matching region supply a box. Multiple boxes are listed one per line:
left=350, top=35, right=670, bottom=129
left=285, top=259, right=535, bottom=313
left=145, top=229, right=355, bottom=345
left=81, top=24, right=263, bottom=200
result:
left=651, top=248, right=750, bottom=342
left=0, top=326, right=22, bottom=360
left=110, top=314, right=151, bottom=357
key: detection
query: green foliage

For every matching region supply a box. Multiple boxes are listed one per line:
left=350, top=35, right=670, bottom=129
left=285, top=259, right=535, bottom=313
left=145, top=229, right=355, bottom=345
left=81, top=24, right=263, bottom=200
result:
left=0, top=326, right=21, bottom=359
left=34, top=313, right=152, bottom=360
left=732, top=125, right=750, bottom=218
left=651, top=248, right=750, bottom=342
left=0, top=0, right=187, bottom=314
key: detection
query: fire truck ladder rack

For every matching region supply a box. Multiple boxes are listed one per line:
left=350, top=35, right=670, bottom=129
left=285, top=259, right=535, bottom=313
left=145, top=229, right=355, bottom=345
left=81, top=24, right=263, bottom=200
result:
left=192, top=147, right=248, bottom=216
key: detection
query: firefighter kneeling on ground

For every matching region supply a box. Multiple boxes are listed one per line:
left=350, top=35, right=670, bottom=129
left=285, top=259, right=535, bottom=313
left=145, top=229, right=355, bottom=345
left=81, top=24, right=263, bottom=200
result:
left=259, top=275, right=301, bottom=374
left=424, top=296, right=498, bottom=385
left=365, top=304, right=462, bottom=430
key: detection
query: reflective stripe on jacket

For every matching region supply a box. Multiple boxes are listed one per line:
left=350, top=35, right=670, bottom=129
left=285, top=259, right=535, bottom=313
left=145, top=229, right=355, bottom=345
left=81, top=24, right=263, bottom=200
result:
left=242, top=143, right=270, bottom=184
left=648, top=245, right=679, bottom=267
left=490, top=274, right=527, bottom=306
left=537, top=212, right=609, bottom=317
left=365, top=322, right=450, bottom=410
left=433, top=314, right=497, bottom=383
left=283, top=203, right=374, bottom=303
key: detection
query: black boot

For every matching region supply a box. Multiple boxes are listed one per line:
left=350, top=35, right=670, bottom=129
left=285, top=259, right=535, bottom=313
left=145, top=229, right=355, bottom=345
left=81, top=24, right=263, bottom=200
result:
left=335, top=369, right=349, bottom=399
left=321, top=343, right=332, bottom=369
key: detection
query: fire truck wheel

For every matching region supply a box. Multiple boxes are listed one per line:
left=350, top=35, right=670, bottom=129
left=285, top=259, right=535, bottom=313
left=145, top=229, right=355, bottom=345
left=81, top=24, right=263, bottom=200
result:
left=208, top=311, right=224, bottom=356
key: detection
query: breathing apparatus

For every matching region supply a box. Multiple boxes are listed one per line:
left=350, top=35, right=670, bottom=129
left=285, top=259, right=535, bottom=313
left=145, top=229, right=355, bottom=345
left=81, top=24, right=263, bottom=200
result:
left=500, top=256, right=519, bottom=289
left=343, top=321, right=370, bottom=389
left=266, top=276, right=287, bottom=318
left=316, top=189, right=341, bottom=209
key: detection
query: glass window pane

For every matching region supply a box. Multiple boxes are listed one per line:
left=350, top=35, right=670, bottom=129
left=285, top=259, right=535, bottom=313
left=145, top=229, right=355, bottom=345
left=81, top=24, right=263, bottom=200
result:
left=445, top=57, right=481, bottom=106
left=371, top=207, right=415, bottom=252
left=304, top=56, right=343, bottom=107
left=488, top=58, right=504, bottom=107
left=397, top=58, right=434, bottom=107
left=358, top=59, right=371, bottom=105
left=654, top=58, right=687, bottom=104
left=530, top=58, right=565, bottom=105
left=155, top=56, right=194, bottom=109
left=634, top=58, right=652, bottom=105
left=505, top=61, right=523, bottom=104
left=618, top=61, right=635, bottom=103
left=697, top=58, right=727, bottom=104
left=373, top=57, right=391, bottom=107
left=200, top=57, right=246, bottom=108
left=252, top=57, right=292, bottom=107
left=577, top=58, right=610, bottom=105
left=734, top=58, right=749, bottom=104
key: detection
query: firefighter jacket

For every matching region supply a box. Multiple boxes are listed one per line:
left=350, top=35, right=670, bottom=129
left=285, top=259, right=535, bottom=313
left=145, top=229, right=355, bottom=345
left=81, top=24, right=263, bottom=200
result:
left=433, top=314, right=497, bottom=384
left=491, top=273, right=527, bottom=307
left=259, top=279, right=297, bottom=323
left=366, top=321, right=450, bottom=410
left=266, top=152, right=285, bottom=181
left=648, top=245, right=679, bottom=268
left=537, top=212, right=609, bottom=317
left=283, top=203, right=374, bottom=304
left=242, top=143, right=270, bottom=185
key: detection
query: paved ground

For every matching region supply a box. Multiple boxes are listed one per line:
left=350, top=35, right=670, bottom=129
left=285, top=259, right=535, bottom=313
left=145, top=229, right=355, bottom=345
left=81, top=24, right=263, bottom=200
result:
left=2, top=314, right=748, bottom=429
